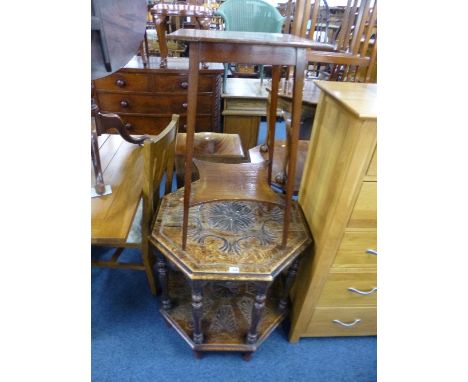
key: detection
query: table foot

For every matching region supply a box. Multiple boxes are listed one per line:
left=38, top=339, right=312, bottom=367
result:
left=241, top=352, right=253, bottom=361
left=193, top=350, right=203, bottom=359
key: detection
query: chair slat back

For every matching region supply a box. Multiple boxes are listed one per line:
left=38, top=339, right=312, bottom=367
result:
left=296, top=0, right=377, bottom=83
left=142, top=114, right=179, bottom=238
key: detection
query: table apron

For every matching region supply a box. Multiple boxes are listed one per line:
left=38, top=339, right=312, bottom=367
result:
left=198, top=43, right=301, bottom=66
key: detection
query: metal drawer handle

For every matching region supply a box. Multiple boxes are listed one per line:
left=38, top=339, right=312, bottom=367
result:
left=120, top=100, right=129, bottom=108
left=332, top=319, right=361, bottom=327
left=366, top=249, right=377, bottom=256
left=115, top=79, right=126, bottom=87
left=348, top=287, right=377, bottom=295
left=124, top=123, right=133, bottom=130
left=182, top=102, right=188, bottom=109
left=179, top=81, right=188, bottom=89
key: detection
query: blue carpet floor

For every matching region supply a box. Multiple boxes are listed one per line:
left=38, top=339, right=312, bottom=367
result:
left=92, top=120, right=376, bottom=381
left=92, top=249, right=376, bottom=382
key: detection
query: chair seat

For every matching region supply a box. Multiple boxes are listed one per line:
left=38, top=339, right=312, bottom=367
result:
left=175, top=132, right=246, bottom=186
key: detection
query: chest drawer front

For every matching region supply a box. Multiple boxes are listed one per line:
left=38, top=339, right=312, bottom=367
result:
left=114, top=115, right=213, bottom=135
left=305, top=307, right=376, bottom=336
left=318, top=272, right=377, bottom=307
left=224, top=98, right=267, bottom=114
left=94, top=73, right=150, bottom=92
left=153, top=74, right=217, bottom=93
left=332, top=230, right=377, bottom=268
left=348, top=181, right=377, bottom=228
left=96, top=93, right=213, bottom=115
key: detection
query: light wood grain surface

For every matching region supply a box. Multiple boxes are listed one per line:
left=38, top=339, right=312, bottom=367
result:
left=289, top=82, right=377, bottom=341
left=91, top=134, right=143, bottom=245
left=314, top=81, right=377, bottom=119
left=222, top=78, right=270, bottom=99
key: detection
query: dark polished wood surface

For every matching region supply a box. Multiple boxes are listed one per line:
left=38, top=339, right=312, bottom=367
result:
left=150, top=186, right=312, bottom=282
left=168, top=29, right=310, bottom=249
left=160, top=272, right=287, bottom=352
left=168, top=29, right=333, bottom=50
left=93, top=56, right=223, bottom=135
left=123, top=56, right=224, bottom=73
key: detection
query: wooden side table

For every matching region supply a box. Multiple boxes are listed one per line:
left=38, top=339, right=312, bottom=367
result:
left=150, top=187, right=312, bottom=359
left=167, top=29, right=331, bottom=249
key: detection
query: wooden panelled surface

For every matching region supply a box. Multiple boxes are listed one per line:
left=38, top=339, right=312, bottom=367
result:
left=289, top=81, right=377, bottom=341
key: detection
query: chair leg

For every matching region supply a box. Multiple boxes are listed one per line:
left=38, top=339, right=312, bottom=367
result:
left=143, top=243, right=157, bottom=296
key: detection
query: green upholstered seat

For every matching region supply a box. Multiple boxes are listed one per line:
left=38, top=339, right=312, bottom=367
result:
left=215, top=0, right=285, bottom=90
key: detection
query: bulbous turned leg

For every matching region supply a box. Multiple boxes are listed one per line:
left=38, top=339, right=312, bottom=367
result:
left=246, top=283, right=269, bottom=345
left=278, top=258, right=301, bottom=311
left=155, top=253, right=172, bottom=310
left=191, top=281, right=204, bottom=345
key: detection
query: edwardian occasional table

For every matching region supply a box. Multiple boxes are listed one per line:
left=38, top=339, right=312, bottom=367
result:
left=150, top=186, right=312, bottom=359
left=167, top=29, right=330, bottom=250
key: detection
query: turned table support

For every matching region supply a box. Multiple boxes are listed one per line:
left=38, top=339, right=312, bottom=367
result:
left=247, top=282, right=269, bottom=345
left=278, top=257, right=301, bottom=311
left=191, top=281, right=204, bottom=345
left=155, top=251, right=172, bottom=310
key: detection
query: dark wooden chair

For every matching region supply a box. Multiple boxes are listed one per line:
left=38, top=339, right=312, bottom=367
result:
left=256, top=0, right=377, bottom=192
left=304, top=0, right=377, bottom=82
left=91, top=114, right=179, bottom=295
left=151, top=3, right=212, bottom=68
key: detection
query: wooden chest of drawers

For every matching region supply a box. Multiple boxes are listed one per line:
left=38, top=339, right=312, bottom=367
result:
left=289, top=81, right=377, bottom=341
left=93, top=56, right=224, bottom=135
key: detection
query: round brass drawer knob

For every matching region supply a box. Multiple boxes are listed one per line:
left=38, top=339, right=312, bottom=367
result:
left=115, top=79, right=126, bottom=87
left=120, top=100, right=129, bottom=108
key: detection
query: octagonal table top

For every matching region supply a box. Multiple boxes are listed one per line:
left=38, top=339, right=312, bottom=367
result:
left=150, top=185, right=312, bottom=282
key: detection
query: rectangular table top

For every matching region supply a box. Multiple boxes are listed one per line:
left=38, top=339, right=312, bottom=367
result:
left=91, top=134, right=143, bottom=245
left=168, top=29, right=332, bottom=50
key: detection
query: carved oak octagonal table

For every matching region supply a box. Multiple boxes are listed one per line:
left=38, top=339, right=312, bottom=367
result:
left=150, top=186, right=312, bottom=359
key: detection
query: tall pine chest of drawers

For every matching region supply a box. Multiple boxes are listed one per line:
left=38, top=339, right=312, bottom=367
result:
left=93, top=56, right=223, bottom=135
left=289, top=81, right=377, bottom=341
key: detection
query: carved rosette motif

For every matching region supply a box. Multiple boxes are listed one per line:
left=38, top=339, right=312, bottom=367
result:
left=153, top=187, right=312, bottom=277
left=190, top=201, right=282, bottom=257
